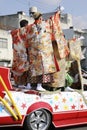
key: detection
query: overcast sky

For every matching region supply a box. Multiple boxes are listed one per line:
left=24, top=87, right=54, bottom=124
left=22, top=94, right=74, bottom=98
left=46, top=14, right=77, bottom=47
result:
left=0, top=0, right=87, bottom=29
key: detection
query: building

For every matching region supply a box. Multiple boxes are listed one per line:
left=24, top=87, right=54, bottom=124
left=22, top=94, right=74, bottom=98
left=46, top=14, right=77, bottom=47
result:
left=0, top=29, right=13, bottom=67
left=0, top=11, right=34, bottom=30
left=76, top=29, right=87, bottom=70
left=0, top=11, right=34, bottom=67
left=0, top=11, right=73, bottom=30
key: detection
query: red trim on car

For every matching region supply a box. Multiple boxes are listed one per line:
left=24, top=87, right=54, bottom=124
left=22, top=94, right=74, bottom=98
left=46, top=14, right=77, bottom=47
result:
left=0, top=116, right=24, bottom=126
left=27, top=101, right=53, bottom=114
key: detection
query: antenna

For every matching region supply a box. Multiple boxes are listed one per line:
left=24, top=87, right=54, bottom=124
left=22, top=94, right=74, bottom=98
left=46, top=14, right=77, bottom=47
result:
left=55, top=0, right=64, bottom=12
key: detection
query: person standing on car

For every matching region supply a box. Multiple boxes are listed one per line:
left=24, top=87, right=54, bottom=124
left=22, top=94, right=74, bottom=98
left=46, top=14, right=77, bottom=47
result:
left=28, top=12, right=46, bottom=91
left=20, top=18, right=46, bottom=91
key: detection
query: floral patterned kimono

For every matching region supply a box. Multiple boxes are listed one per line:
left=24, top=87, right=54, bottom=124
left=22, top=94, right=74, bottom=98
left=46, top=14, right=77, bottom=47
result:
left=11, top=18, right=59, bottom=85
left=11, top=11, right=70, bottom=87
left=43, top=12, right=70, bottom=88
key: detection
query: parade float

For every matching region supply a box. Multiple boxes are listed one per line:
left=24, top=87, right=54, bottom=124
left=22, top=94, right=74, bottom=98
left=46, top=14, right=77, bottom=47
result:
left=0, top=11, right=87, bottom=130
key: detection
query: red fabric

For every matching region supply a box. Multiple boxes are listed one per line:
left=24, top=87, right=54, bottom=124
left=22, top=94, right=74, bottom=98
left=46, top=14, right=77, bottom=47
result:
left=54, top=55, right=60, bottom=71
left=50, top=12, right=70, bottom=59
left=11, top=29, right=21, bottom=44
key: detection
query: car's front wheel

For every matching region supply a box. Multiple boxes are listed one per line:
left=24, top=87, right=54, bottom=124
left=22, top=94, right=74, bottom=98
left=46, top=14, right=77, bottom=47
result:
left=24, top=109, right=52, bottom=130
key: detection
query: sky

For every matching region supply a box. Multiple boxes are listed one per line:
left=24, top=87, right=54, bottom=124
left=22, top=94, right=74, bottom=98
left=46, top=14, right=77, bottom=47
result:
left=0, top=0, right=87, bottom=29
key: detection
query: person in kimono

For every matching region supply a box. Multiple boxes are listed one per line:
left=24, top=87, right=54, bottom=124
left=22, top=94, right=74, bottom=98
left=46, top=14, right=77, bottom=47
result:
left=42, top=11, right=70, bottom=91
left=19, top=19, right=46, bottom=91
left=26, top=11, right=59, bottom=91
left=27, top=12, right=47, bottom=91
left=11, top=19, right=29, bottom=89
left=20, top=19, right=28, bottom=27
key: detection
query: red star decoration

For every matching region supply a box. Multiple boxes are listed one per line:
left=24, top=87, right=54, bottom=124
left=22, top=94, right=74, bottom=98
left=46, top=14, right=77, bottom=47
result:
left=54, top=105, right=58, bottom=110
left=80, top=104, right=84, bottom=109
left=71, top=104, right=76, bottom=109
left=21, top=103, right=26, bottom=109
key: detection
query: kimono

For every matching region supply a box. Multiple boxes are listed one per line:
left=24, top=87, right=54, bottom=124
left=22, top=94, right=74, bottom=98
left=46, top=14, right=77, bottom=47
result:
left=11, top=11, right=70, bottom=87
left=43, top=12, right=70, bottom=88
left=26, top=21, right=57, bottom=76
left=11, top=19, right=59, bottom=85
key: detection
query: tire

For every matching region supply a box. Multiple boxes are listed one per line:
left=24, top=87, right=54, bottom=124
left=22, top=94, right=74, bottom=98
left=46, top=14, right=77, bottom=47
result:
left=24, top=109, right=52, bottom=130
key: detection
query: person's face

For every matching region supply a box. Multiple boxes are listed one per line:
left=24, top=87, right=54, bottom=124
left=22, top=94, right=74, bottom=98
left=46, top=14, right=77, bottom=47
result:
left=37, top=16, right=42, bottom=24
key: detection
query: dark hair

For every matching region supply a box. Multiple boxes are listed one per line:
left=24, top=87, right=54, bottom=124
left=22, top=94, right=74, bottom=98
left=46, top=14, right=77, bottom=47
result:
left=20, top=19, right=28, bottom=27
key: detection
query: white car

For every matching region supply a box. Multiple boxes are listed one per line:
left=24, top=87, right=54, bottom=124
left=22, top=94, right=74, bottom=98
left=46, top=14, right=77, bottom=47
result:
left=0, top=67, right=87, bottom=130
